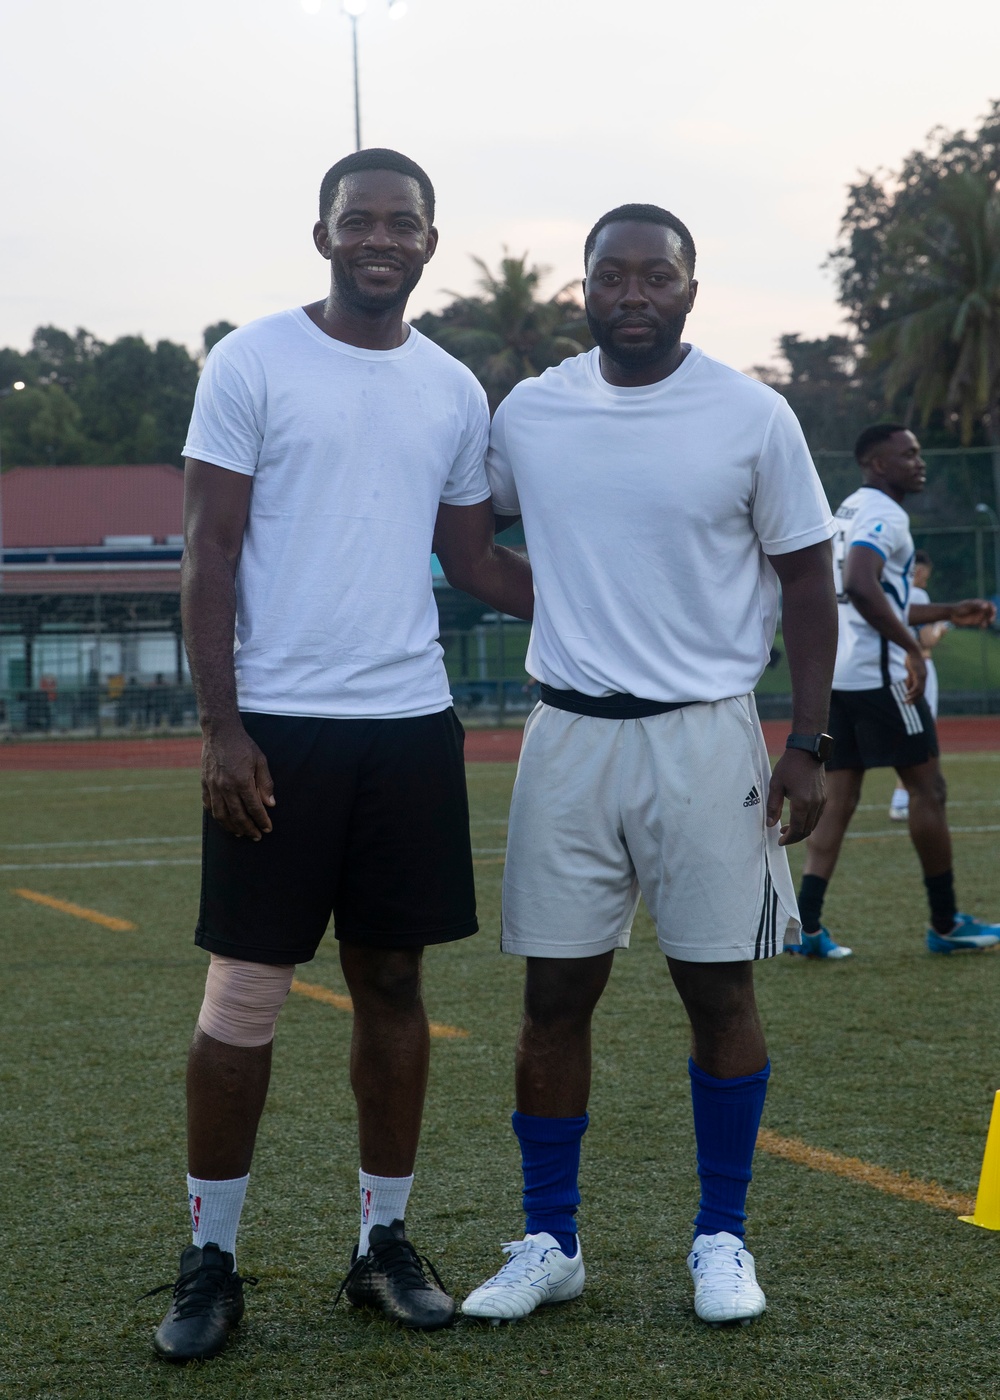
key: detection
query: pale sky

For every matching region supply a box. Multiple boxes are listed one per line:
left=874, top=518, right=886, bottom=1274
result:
left=3, top=0, right=999, bottom=373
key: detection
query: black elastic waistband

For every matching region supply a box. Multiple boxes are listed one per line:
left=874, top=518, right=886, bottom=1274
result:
left=539, top=685, right=695, bottom=719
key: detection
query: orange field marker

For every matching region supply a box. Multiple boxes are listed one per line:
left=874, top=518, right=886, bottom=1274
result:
left=757, top=1128, right=974, bottom=1216
left=12, top=887, right=136, bottom=932
left=291, top=978, right=469, bottom=1039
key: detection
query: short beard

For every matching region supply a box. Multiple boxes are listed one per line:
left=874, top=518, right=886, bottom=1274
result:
left=331, top=258, right=424, bottom=317
left=585, top=306, right=688, bottom=372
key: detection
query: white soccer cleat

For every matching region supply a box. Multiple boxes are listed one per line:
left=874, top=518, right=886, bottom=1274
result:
left=687, top=1231, right=766, bottom=1325
left=461, top=1232, right=585, bottom=1322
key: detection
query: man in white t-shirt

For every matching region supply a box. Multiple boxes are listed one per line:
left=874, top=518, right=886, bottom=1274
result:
left=460, top=204, right=838, bottom=1328
left=150, top=148, right=533, bottom=1363
left=794, top=424, right=998, bottom=959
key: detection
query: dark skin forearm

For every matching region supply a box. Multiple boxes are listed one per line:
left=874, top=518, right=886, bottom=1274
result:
left=766, top=540, right=838, bottom=845
left=909, top=599, right=996, bottom=627
left=183, top=459, right=276, bottom=839
left=434, top=499, right=534, bottom=620
left=181, top=538, right=242, bottom=738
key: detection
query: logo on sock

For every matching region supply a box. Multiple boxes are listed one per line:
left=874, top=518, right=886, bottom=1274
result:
left=743, top=786, right=761, bottom=808
left=361, top=1187, right=372, bottom=1224
left=189, top=1194, right=201, bottom=1232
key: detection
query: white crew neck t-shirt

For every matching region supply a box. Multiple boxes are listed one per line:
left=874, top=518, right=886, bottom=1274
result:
left=183, top=308, right=490, bottom=719
left=486, top=345, right=834, bottom=703
left=831, top=485, right=914, bottom=691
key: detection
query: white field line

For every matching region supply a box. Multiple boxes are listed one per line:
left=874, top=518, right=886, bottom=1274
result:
left=854, top=798, right=1000, bottom=812
left=0, top=859, right=202, bottom=871
left=0, top=836, right=199, bottom=850
left=846, top=824, right=1000, bottom=840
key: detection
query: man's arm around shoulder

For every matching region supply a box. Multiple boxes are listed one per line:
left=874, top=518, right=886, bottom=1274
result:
left=182, top=458, right=276, bottom=840
left=433, top=498, right=533, bottom=620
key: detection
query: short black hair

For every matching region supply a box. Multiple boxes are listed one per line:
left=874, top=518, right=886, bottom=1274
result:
left=584, top=204, right=696, bottom=276
left=854, top=422, right=909, bottom=465
left=914, top=548, right=932, bottom=567
left=318, top=148, right=435, bottom=225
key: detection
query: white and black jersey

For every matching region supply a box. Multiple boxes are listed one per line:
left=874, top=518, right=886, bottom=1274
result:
left=832, top=485, right=915, bottom=691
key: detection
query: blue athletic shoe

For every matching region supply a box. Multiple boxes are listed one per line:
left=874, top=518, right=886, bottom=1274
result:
left=785, top=928, right=853, bottom=959
left=926, top=913, right=1000, bottom=954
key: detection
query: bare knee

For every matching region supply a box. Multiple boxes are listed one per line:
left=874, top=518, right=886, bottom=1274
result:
left=524, top=954, right=612, bottom=1032
left=668, top=959, right=758, bottom=1038
left=342, top=948, right=423, bottom=1015
left=904, top=766, right=947, bottom=808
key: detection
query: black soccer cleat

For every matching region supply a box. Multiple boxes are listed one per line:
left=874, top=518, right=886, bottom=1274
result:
left=146, top=1242, right=255, bottom=1363
left=336, top=1219, right=456, bottom=1330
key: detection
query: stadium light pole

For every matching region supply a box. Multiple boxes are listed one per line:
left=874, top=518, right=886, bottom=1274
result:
left=975, top=502, right=1000, bottom=602
left=307, top=0, right=407, bottom=152
left=0, top=380, right=27, bottom=595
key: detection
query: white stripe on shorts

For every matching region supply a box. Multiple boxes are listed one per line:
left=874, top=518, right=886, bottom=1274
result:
left=891, top=680, right=924, bottom=736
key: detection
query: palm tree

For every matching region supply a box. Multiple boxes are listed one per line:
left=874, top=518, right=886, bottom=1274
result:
left=870, top=170, right=1000, bottom=506
left=415, top=252, right=591, bottom=412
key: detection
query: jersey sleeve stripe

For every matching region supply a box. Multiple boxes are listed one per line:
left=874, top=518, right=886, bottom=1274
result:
left=850, top=539, right=888, bottom=560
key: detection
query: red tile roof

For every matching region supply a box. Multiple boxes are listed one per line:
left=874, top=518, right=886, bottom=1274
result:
left=1, top=464, right=183, bottom=547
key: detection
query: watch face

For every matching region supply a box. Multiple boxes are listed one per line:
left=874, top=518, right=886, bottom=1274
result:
left=816, top=734, right=834, bottom=762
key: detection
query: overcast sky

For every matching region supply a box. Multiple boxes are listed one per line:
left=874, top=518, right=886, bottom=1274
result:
left=3, top=0, right=999, bottom=373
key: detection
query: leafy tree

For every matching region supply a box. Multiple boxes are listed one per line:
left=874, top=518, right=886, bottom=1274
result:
left=203, top=321, right=238, bottom=356
left=415, top=252, right=591, bottom=411
left=750, top=333, right=881, bottom=451
left=864, top=170, right=1000, bottom=507
left=830, top=99, right=1000, bottom=342
left=0, top=383, right=89, bottom=466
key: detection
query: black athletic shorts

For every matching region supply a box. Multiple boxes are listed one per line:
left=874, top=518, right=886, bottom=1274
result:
left=827, top=683, right=939, bottom=772
left=195, top=708, right=478, bottom=965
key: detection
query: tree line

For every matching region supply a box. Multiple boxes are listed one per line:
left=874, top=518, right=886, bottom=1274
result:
left=2, top=98, right=998, bottom=513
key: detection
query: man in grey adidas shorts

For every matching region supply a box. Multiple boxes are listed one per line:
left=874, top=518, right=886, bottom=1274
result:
left=461, top=203, right=839, bottom=1327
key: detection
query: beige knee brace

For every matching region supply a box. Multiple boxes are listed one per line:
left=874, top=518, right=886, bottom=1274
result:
left=197, top=954, right=295, bottom=1048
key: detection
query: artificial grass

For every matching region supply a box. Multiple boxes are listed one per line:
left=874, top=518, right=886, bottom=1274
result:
left=2, top=757, right=1000, bottom=1398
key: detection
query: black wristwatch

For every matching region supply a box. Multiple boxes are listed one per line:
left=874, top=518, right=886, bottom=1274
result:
left=786, top=732, right=834, bottom=762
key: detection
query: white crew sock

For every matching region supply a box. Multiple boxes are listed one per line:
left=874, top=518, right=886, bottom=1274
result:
left=358, top=1169, right=414, bottom=1255
left=890, top=789, right=909, bottom=810
left=187, top=1173, right=249, bottom=1267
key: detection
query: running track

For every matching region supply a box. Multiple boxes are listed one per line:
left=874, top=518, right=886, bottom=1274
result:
left=2, top=716, right=999, bottom=770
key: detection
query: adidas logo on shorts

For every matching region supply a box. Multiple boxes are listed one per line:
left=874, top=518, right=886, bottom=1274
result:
left=743, top=786, right=761, bottom=808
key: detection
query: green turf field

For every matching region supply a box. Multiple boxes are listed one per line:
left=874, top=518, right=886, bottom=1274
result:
left=2, top=756, right=1000, bottom=1399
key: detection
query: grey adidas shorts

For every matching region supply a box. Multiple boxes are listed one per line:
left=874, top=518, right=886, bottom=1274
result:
left=501, top=694, right=800, bottom=962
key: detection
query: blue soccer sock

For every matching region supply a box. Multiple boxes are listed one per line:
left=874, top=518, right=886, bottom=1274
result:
left=689, top=1057, right=770, bottom=1242
left=512, top=1110, right=588, bottom=1257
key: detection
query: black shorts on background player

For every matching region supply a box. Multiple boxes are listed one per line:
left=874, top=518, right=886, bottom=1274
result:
left=827, top=685, right=938, bottom=772
left=197, top=707, right=477, bottom=964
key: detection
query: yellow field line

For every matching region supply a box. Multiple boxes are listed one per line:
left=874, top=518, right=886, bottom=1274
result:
left=757, top=1128, right=974, bottom=1215
left=12, top=886, right=136, bottom=932
left=291, top=978, right=469, bottom=1040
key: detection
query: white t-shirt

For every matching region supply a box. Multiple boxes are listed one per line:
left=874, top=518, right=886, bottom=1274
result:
left=832, top=485, right=914, bottom=691
left=183, top=309, right=490, bottom=718
left=486, top=345, right=834, bottom=703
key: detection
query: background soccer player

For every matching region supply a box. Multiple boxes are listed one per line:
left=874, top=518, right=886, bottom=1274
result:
left=461, top=204, right=838, bottom=1327
left=795, top=425, right=998, bottom=957
left=151, top=149, right=533, bottom=1362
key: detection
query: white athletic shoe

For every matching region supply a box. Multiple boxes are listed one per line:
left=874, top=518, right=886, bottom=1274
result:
left=461, top=1232, right=585, bottom=1322
left=687, top=1231, right=766, bottom=1325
